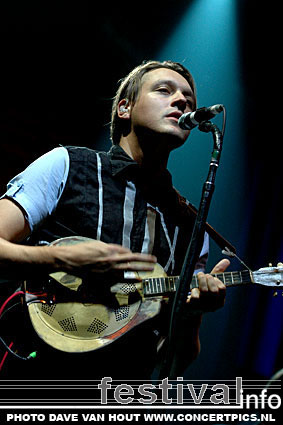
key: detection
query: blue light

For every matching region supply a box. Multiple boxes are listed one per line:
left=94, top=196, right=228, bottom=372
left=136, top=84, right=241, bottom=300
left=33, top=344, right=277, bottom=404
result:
left=156, top=0, right=255, bottom=379
left=156, top=0, right=282, bottom=381
left=158, top=0, right=245, bottom=256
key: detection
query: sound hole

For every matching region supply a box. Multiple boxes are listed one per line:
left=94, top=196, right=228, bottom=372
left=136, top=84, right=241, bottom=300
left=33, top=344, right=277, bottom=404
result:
left=41, top=304, right=57, bottom=316
left=114, top=306, right=130, bottom=321
left=87, top=318, right=108, bottom=334
left=58, top=316, right=77, bottom=332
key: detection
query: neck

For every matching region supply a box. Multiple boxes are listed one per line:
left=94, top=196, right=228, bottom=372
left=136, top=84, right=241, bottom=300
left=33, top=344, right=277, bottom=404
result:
left=119, top=133, right=170, bottom=173
left=119, top=136, right=144, bottom=165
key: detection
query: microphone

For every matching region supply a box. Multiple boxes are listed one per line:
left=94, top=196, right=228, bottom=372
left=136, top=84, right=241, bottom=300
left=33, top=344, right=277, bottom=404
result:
left=178, top=104, right=224, bottom=130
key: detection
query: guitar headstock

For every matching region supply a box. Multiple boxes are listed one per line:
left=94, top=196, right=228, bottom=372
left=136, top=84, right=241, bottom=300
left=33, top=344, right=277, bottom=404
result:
left=252, top=263, right=283, bottom=288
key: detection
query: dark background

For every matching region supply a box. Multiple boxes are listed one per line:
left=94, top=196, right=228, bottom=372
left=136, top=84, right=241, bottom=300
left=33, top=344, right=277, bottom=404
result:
left=0, top=0, right=282, bottom=384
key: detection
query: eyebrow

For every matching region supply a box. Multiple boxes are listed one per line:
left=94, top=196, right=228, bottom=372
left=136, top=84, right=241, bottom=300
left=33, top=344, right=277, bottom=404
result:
left=152, top=79, right=194, bottom=98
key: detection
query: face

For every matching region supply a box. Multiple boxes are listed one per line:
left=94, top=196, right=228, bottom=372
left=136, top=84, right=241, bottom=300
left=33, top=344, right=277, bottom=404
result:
left=128, top=68, right=196, bottom=148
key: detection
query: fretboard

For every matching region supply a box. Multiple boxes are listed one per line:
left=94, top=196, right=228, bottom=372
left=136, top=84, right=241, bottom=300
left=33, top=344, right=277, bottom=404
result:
left=143, top=270, right=253, bottom=296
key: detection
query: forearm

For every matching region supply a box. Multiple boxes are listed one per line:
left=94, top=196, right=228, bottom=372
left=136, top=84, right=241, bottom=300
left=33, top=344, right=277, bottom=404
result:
left=0, top=237, right=157, bottom=280
left=0, top=237, right=60, bottom=279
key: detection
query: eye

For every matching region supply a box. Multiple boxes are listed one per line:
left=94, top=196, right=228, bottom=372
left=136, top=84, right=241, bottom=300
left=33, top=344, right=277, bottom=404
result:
left=156, top=86, right=170, bottom=94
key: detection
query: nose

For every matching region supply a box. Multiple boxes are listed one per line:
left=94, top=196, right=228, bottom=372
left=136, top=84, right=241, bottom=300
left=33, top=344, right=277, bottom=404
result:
left=171, top=90, right=190, bottom=113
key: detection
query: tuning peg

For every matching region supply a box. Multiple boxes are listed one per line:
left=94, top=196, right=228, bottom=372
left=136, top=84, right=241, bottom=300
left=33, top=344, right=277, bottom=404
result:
left=277, top=262, right=283, bottom=266
left=273, top=291, right=278, bottom=297
left=269, top=263, right=273, bottom=267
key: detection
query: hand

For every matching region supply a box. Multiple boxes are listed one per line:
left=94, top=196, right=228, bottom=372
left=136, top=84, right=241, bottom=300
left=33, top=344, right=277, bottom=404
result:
left=52, top=239, right=157, bottom=276
left=186, top=258, right=230, bottom=313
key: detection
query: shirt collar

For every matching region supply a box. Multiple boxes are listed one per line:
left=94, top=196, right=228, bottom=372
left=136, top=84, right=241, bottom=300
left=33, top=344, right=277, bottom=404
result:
left=107, top=144, right=174, bottom=193
left=108, top=144, right=139, bottom=176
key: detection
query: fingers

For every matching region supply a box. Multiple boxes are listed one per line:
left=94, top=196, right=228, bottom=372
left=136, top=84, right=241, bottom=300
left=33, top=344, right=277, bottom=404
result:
left=100, top=244, right=157, bottom=265
left=196, top=269, right=226, bottom=293
left=81, top=241, right=157, bottom=273
left=187, top=259, right=229, bottom=312
left=210, top=258, right=230, bottom=274
left=56, top=239, right=157, bottom=276
left=189, top=275, right=224, bottom=302
left=114, top=260, right=156, bottom=272
left=106, top=244, right=133, bottom=254
left=106, top=254, right=157, bottom=273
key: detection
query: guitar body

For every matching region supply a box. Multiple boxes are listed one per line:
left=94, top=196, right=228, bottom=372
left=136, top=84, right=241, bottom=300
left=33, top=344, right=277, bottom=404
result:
left=26, top=236, right=283, bottom=354
left=27, top=236, right=167, bottom=353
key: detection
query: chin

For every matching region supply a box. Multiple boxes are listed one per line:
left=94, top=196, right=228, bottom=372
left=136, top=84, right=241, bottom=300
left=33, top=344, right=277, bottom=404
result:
left=163, top=130, right=189, bottom=150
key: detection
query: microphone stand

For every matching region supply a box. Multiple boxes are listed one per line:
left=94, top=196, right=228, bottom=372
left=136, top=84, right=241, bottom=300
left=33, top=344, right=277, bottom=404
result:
left=158, top=121, right=224, bottom=380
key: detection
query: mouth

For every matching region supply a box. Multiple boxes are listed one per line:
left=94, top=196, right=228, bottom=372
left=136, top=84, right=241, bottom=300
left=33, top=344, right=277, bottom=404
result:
left=166, top=111, right=183, bottom=123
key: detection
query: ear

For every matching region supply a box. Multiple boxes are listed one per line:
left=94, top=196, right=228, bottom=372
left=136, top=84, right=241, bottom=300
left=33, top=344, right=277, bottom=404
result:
left=117, top=99, right=131, bottom=119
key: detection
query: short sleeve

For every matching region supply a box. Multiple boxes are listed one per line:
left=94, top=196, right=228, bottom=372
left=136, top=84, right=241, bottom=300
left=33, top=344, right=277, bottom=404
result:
left=1, top=147, right=69, bottom=232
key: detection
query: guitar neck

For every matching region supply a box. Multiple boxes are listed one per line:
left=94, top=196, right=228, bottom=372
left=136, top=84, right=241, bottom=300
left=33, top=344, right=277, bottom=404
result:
left=143, top=270, right=253, bottom=296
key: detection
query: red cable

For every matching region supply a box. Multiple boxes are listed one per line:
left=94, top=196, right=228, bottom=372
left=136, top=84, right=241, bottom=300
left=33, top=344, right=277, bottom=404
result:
left=0, top=291, right=25, bottom=317
left=0, top=341, right=13, bottom=371
left=0, top=291, right=25, bottom=372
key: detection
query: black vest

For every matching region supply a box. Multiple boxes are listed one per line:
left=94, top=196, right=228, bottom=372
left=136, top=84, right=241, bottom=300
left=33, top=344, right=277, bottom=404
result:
left=31, top=145, right=196, bottom=276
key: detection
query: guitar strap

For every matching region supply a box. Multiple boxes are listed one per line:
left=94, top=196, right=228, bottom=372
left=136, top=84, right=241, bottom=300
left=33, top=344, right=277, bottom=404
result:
left=38, top=206, right=236, bottom=256
left=186, top=202, right=236, bottom=254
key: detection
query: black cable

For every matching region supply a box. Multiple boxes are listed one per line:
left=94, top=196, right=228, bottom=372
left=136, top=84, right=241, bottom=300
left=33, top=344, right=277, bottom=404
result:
left=0, top=302, right=37, bottom=361
left=0, top=301, right=21, bottom=319
left=0, top=336, right=35, bottom=360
